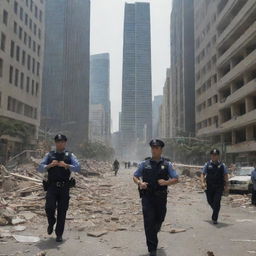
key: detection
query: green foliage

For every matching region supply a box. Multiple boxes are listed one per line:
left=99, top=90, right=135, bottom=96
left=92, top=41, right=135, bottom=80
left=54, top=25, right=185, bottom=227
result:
left=0, top=118, right=34, bottom=145
left=78, top=141, right=115, bottom=161
left=163, top=137, right=222, bottom=165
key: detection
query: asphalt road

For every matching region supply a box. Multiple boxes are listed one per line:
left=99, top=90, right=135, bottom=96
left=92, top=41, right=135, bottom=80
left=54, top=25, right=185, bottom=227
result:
left=1, top=168, right=256, bottom=256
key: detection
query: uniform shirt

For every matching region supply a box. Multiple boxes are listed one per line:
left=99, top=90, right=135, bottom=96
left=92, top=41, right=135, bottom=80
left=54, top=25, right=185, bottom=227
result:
left=134, top=158, right=178, bottom=179
left=37, top=151, right=81, bottom=173
left=251, top=169, right=256, bottom=190
left=202, top=160, right=228, bottom=175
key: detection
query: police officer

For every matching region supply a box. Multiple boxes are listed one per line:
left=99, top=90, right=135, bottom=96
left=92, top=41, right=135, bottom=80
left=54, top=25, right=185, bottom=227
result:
left=201, top=149, right=229, bottom=224
left=133, top=139, right=179, bottom=256
left=38, top=134, right=80, bottom=242
left=251, top=167, right=256, bottom=205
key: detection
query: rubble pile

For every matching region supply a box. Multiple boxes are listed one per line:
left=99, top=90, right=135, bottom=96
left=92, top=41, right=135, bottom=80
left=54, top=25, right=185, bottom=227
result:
left=0, top=159, right=143, bottom=241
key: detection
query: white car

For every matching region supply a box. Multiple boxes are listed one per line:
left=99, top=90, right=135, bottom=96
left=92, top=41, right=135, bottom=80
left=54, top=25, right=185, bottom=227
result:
left=229, top=167, right=254, bottom=193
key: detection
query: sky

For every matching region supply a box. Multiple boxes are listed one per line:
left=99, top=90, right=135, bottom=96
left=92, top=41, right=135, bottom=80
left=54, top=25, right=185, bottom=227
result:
left=91, top=0, right=172, bottom=133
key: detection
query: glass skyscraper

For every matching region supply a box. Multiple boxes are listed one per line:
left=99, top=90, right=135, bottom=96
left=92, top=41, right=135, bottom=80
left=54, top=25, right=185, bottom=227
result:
left=121, top=2, right=152, bottom=147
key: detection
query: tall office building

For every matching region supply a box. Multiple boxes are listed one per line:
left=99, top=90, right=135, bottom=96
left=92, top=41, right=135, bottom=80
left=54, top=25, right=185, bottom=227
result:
left=121, top=2, right=152, bottom=148
left=170, top=0, right=195, bottom=137
left=41, top=0, right=90, bottom=145
left=152, top=95, right=163, bottom=138
left=195, top=0, right=256, bottom=162
left=90, top=53, right=111, bottom=143
left=0, top=0, right=45, bottom=154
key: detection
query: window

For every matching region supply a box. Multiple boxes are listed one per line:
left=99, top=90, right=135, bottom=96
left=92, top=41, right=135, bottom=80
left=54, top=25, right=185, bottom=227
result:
left=20, top=7, right=23, bottom=20
left=0, top=33, right=6, bottom=51
left=35, top=82, right=39, bottom=96
left=30, top=0, right=33, bottom=12
left=0, top=58, right=3, bottom=77
left=39, top=10, right=42, bottom=22
left=37, top=45, right=40, bottom=56
left=27, top=55, right=31, bottom=70
left=3, top=10, right=8, bottom=25
left=35, top=5, right=38, bottom=18
left=14, top=68, right=19, bottom=86
left=9, top=66, right=13, bottom=83
left=31, top=80, right=34, bottom=95
left=26, top=77, right=30, bottom=92
left=26, top=0, right=29, bottom=7
left=16, top=46, right=20, bottom=62
left=20, top=72, right=24, bottom=89
left=10, top=41, right=15, bottom=58
left=36, top=62, right=40, bottom=76
left=29, top=18, right=32, bottom=30
left=14, top=1, right=18, bottom=14
left=33, top=41, right=36, bottom=52
left=33, top=23, right=37, bottom=36
left=14, top=21, right=17, bottom=33
left=22, top=50, right=26, bottom=65
left=24, top=32, right=27, bottom=44
left=38, top=28, right=41, bottom=39
left=32, top=58, right=35, bottom=74
left=19, top=26, right=22, bottom=40
left=25, top=14, right=28, bottom=25
left=28, top=36, right=31, bottom=48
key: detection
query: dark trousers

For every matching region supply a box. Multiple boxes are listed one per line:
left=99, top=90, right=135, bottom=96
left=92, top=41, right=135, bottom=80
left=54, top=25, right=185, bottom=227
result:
left=45, top=185, right=70, bottom=237
left=142, top=193, right=167, bottom=252
left=205, top=187, right=223, bottom=221
left=251, top=188, right=256, bottom=205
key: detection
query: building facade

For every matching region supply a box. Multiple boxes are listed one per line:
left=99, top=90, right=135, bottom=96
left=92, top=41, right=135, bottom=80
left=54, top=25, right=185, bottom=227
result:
left=121, top=2, right=152, bottom=149
left=152, top=95, right=163, bottom=138
left=90, top=53, right=111, bottom=144
left=195, top=0, right=256, bottom=162
left=89, top=104, right=106, bottom=143
left=0, top=0, right=45, bottom=155
left=41, top=0, right=90, bottom=145
left=170, top=0, right=195, bottom=137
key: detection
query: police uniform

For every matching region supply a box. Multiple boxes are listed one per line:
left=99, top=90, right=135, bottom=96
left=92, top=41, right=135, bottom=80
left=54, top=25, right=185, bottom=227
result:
left=202, top=149, right=228, bottom=223
left=134, top=139, right=178, bottom=255
left=38, top=134, right=80, bottom=241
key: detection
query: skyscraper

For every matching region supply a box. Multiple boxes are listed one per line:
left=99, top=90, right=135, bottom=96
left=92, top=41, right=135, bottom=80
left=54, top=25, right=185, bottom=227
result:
left=41, top=0, right=90, bottom=145
left=121, top=2, right=152, bottom=147
left=170, top=0, right=195, bottom=137
left=90, top=53, right=111, bottom=143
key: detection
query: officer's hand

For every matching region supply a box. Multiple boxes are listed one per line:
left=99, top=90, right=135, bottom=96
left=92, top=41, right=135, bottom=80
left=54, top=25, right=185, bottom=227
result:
left=47, top=160, right=58, bottom=168
left=58, top=161, right=69, bottom=169
left=139, top=182, right=148, bottom=190
left=158, top=179, right=168, bottom=186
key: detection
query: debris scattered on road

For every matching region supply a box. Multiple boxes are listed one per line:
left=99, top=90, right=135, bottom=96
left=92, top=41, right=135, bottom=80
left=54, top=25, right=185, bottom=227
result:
left=12, top=234, right=40, bottom=243
left=207, top=252, right=215, bottom=256
left=170, top=228, right=186, bottom=234
left=87, top=230, right=108, bottom=237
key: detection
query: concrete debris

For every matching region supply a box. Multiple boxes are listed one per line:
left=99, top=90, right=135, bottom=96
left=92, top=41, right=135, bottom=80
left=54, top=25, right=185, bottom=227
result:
left=87, top=230, right=108, bottom=237
left=207, top=252, right=215, bottom=256
left=170, top=228, right=186, bottom=234
left=12, top=234, right=40, bottom=243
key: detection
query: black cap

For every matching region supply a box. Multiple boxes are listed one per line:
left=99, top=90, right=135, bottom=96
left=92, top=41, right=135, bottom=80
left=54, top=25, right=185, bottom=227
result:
left=149, top=139, right=165, bottom=148
left=54, top=134, right=67, bottom=142
left=210, top=148, right=220, bottom=155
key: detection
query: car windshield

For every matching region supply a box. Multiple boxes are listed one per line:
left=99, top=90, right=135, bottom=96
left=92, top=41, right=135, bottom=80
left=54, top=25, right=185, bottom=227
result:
left=235, top=168, right=254, bottom=176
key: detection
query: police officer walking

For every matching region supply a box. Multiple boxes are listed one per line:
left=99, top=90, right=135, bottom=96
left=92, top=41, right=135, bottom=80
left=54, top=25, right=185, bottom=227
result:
left=113, top=159, right=120, bottom=176
left=201, top=149, right=229, bottom=224
left=38, top=134, right=80, bottom=242
left=133, top=139, right=178, bottom=256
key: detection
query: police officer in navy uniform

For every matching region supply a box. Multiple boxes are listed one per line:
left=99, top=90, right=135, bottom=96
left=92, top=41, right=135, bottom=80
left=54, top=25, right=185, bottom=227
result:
left=201, top=149, right=229, bottom=224
left=38, top=134, right=80, bottom=242
left=133, top=139, right=179, bottom=256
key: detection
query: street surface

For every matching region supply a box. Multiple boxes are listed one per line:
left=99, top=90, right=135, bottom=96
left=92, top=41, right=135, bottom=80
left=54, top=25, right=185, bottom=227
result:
left=1, top=167, right=256, bottom=256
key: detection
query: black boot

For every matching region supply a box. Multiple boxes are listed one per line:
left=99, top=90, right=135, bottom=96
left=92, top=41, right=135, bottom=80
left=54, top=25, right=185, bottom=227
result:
left=47, top=219, right=56, bottom=235
left=56, top=236, right=63, bottom=242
